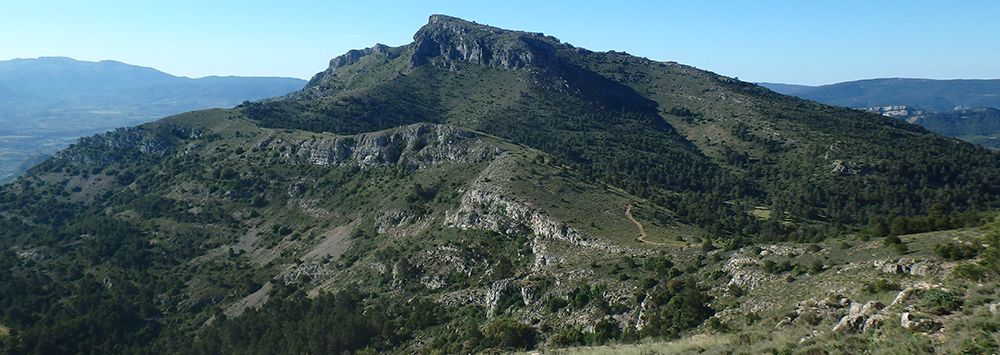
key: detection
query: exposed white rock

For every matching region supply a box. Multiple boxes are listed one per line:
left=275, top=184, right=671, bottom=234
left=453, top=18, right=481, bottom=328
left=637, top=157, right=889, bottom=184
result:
left=486, top=278, right=515, bottom=318
left=901, top=312, right=942, bottom=332
left=873, top=258, right=938, bottom=276
left=863, top=313, right=888, bottom=332
left=256, top=123, right=499, bottom=170
left=777, top=297, right=850, bottom=328
left=444, top=157, right=630, bottom=266
left=890, top=282, right=940, bottom=308
left=833, top=301, right=884, bottom=333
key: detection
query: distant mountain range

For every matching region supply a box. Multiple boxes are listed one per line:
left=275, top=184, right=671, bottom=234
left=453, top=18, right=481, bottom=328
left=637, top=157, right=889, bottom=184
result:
left=758, top=78, right=1000, bottom=111
left=0, top=57, right=306, bottom=182
left=760, top=78, right=1000, bottom=148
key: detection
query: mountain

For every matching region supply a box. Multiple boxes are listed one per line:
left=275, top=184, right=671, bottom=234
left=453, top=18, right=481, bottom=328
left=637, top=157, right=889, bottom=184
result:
left=0, top=57, right=306, bottom=182
left=909, top=107, right=1000, bottom=147
left=1, top=15, right=998, bottom=354
left=759, top=79, right=1000, bottom=148
left=247, top=15, right=1000, bottom=227
left=754, top=82, right=814, bottom=96
left=759, top=78, right=1000, bottom=112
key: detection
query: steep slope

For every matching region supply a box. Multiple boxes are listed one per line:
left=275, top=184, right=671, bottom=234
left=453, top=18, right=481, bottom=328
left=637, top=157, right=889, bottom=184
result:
left=0, top=57, right=306, bottom=183
left=244, top=15, right=1000, bottom=233
left=0, top=108, right=710, bottom=353
left=245, top=15, right=719, bottom=197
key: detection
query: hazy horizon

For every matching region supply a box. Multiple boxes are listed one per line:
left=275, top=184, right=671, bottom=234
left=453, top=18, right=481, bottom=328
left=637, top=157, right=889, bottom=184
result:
left=3, top=1, right=998, bottom=86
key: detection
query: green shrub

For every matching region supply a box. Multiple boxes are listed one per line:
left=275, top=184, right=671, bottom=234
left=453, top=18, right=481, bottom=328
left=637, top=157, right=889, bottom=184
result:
left=640, top=280, right=714, bottom=339
left=863, top=279, right=900, bottom=294
left=954, top=264, right=988, bottom=281
left=921, top=289, right=963, bottom=315
left=544, top=296, right=568, bottom=313
left=934, top=241, right=980, bottom=261
left=809, top=259, right=825, bottom=274
left=585, top=318, right=621, bottom=345
left=550, top=326, right=584, bottom=346
left=483, top=318, right=537, bottom=350
left=762, top=259, right=793, bottom=274
left=883, top=235, right=902, bottom=245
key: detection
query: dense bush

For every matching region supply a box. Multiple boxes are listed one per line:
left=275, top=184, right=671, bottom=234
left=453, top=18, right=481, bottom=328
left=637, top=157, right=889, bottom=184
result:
left=935, top=242, right=981, bottom=261
left=863, top=279, right=901, bottom=294
left=921, top=289, right=963, bottom=315
left=482, top=318, right=537, bottom=350
left=641, top=279, right=714, bottom=339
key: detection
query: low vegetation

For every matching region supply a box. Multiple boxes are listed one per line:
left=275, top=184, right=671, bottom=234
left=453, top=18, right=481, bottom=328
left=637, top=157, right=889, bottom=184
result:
left=1, top=15, right=999, bottom=354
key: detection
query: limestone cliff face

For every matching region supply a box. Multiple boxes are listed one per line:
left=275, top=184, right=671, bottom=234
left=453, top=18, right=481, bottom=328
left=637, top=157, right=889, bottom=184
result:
left=444, top=154, right=631, bottom=270
left=255, top=123, right=500, bottom=169
left=305, top=43, right=404, bottom=89
left=409, top=15, right=559, bottom=70
left=54, top=124, right=198, bottom=166
left=328, top=43, right=397, bottom=70
left=446, top=183, right=621, bottom=254
left=303, top=14, right=562, bottom=96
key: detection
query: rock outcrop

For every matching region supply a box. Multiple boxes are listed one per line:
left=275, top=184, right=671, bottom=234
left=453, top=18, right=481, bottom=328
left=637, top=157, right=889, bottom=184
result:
left=445, top=182, right=625, bottom=256
left=410, top=15, right=559, bottom=70
left=900, top=312, right=942, bottom=332
left=55, top=125, right=188, bottom=166
left=832, top=301, right=884, bottom=333
left=327, top=43, right=399, bottom=71
left=256, top=123, right=499, bottom=169
left=889, top=282, right=941, bottom=308
left=485, top=278, right=515, bottom=318
left=873, top=258, right=938, bottom=276
left=777, top=296, right=850, bottom=328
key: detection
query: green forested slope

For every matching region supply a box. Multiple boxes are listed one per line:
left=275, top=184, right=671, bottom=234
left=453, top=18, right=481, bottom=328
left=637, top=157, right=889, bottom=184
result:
left=1, top=15, right=999, bottom=354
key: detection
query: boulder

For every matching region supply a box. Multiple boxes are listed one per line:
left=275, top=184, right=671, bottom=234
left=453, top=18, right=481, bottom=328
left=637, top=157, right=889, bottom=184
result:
left=900, top=312, right=942, bottom=332
left=833, top=301, right=884, bottom=332
left=862, top=313, right=888, bottom=332
left=873, top=258, right=938, bottom=276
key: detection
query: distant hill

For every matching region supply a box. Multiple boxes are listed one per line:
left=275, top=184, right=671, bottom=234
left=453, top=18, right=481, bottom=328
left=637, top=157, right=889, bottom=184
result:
left=0, top=57, right=306, bottom=182
left=759, top=78, right=1000, bottom=148
left=754, top=82, right=814, bottom=96
left=911, top=107, right=1000, bottom=148
left=759, top=78, right=1000, bottom=112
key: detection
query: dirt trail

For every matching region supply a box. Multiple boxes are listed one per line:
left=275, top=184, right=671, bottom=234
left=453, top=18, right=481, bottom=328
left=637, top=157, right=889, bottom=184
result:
left=626, top=204, right=670, bottom=246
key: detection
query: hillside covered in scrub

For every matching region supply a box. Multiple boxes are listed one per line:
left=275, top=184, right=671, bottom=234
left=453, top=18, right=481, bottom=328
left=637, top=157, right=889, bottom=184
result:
left=0, top=15, right=998, bottom=354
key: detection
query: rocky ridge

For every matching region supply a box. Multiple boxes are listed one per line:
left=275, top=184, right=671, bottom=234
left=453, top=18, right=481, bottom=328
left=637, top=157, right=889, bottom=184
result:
left=254, top=123, right=499, bottom=169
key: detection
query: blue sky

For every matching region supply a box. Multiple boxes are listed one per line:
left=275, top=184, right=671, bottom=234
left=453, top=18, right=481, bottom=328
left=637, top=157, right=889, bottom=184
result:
left=1, top=0, right=998, bottom=85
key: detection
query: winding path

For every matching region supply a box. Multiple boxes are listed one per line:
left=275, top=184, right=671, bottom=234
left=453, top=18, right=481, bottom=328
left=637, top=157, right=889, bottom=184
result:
left=626, top=204, right=670, bottom=246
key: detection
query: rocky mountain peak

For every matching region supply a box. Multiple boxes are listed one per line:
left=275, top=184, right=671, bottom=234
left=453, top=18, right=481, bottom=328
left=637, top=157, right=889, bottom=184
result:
left=410, top=14, right=559, bottom=69
left=324, top=43, right=401, bottom=71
